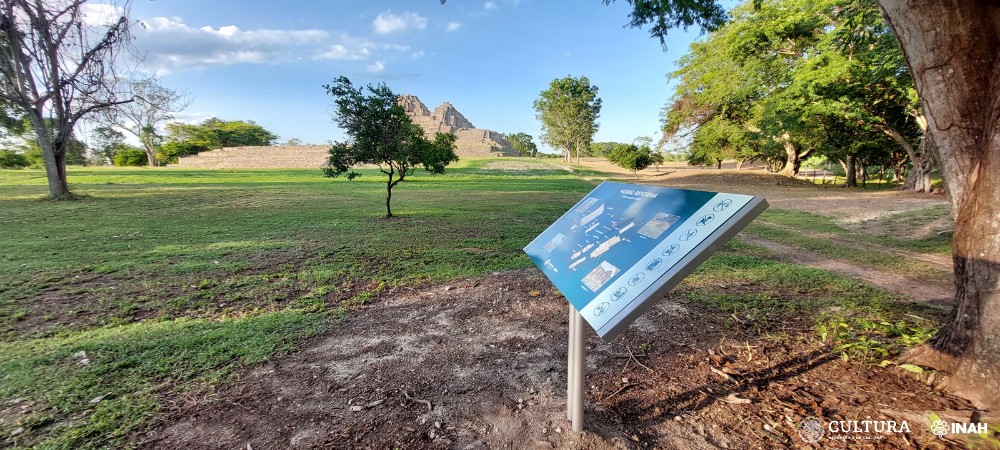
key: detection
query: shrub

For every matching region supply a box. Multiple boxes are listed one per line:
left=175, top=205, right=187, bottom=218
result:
left=0, top=150, right=29, bottom=169
left=157, top=141, right=208, bottom=165
left=113, top=149, right=149, bottom=166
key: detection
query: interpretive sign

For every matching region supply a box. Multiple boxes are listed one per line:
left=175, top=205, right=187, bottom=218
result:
left=524, top=181, right=768, bottom=340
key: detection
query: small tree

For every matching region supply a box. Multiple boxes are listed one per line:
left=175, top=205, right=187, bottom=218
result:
left=608, top=144, right=653, bottom=178
left=533, top=76, right=601, bottom=163
left=323, top=76, right=459, bottom=218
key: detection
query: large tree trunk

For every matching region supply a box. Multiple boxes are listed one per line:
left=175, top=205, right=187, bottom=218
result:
left=31, top=118, right=71, bottom=198
left=777, top=132, right=811, bottom=177
left=880, top=0, right=1000, bottom=409
left=881, top=121, right=933, bottom=192
left=901, top=131, right=934, bottom=192
left=144, top=146, right=160, bottom=167
left=839, top=155, right=858, bottom=187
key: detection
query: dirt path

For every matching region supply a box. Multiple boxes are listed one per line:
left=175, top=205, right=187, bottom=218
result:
left=741, top=236, right=954, bottom=306
left=753, top=220, right=953, bottom=273
left=140, top=270, right=971, bottom=449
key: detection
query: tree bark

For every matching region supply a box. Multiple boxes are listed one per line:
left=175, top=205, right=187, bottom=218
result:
left=840, top=155, right=858, bottom=187
left=385, top=171, right=394, bottom=218
left=778, top=132, right=811, bottom=177
left=881, top=122, right=933, bottom=192
left=880, top=0, right=1000, bottom=409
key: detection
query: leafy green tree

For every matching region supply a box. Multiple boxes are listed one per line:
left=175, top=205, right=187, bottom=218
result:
left=608, top=144, right=653, bottom=177
left=161, top=118, right=279, bottom=164
left=533, top=76, right=602, bottom=163
left=611, top=0, right=1000, bottom=410
left=504, top=132, right=539, bottom=157
left=323, top=76, right=459, bottom=218
left=103, top=76, right=190, bottom=167
left=90, top=126, right=133, bottom=165
left=113, top=149, right=148, bottom=166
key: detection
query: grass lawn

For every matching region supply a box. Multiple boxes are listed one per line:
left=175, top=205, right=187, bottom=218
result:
left=0, top=159, right=945, bottom=448
left=0, top=159, right=598, bottom=448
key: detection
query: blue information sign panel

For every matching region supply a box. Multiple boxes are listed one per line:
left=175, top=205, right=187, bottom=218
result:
left=524, top=181, right=767, bottom=339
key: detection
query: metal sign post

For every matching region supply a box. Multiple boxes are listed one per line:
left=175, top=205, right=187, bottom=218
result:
left=525, top=182, right=768, bottom=433
left=566, top=307, right=586, bottom=432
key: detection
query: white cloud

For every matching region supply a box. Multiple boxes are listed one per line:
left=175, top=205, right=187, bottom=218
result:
left=316, top=44, right=370, bottom=61
left=134, top=16, right=330, bottom=70
left=410, top=50, right=425, bottom=60
left=82, top=3, right=124, bottom=26
left=484, top=1, right=498, bottom=10
left=445, top=22, right=461, bottom=32
left=367, top=60, right=386, bottom=74
left=372, top=11, right=428, bottom=34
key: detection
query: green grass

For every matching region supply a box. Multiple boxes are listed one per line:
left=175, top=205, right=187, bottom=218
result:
left=686, top=240, right=942, bottom=363
left=0, top=161, right=598, bottom=448
left=757, top=208, right=953, bottom=254
left=0, top=160, right=947, bottom=447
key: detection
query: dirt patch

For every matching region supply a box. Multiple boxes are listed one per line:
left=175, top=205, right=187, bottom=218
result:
left=139, top=270, right=975, bottom=449
left=479, top=161, right=571, bottom=172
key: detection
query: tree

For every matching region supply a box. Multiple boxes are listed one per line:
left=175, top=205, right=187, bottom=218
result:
left=533, top=76, right=602, bottom=163
left=612, top=0, right=1000, bottom=409
left=504, top=132, right=539, bottom=157
left=160, top=118, right=278, bottom=164
left=104, top=76, right=190, bottom=167
left=90, top=125, right=134, bottom=165
left=0, top=0, right=133, bottom=198
left=323, top=76, right=459, bottom=218
left=607, top=144, right=653, bottom=177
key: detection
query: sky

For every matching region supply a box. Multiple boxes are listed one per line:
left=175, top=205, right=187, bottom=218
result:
left=104, top=0, right=709, bottom=153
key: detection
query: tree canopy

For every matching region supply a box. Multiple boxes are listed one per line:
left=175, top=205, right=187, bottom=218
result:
left=533, top=76, right=602, bottom=163
left=661, top=0, right=920, bottom=184
left=160, top=118, right=279, bottom=164
left=504, top=132, right=539, bottom=157
left=323, top=76, right=459, bottom=218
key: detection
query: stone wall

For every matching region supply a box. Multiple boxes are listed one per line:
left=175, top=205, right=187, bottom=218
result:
left=175, top=145, right=329, bottom=169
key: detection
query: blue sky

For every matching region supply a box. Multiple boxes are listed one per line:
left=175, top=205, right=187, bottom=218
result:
left=118, top=0, right=707, bottom=152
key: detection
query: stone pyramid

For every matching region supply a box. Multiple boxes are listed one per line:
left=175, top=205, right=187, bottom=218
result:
left=398, top=94, right=517, bottom=157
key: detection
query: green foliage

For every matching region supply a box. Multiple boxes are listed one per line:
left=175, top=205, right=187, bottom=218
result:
left=662, top=0, right=918, bottom=177
left=603, top=0, right=728, bottom=49
left=157, top=141, right=208, bottom=165
left=504, top=132, right=539, bottom=157
left=323, top=76, right=459, bottom=217
left=161, top=117, right=278, bottom=164
left=112, top=149, right=148, bottom=166
left=533, top=76, right=602, bottom=160
left=0, top=149, right=29, bottom=169
left=607, top=143, right=654, bottom=176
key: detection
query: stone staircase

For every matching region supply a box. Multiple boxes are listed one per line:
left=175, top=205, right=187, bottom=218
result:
left=175, top=145, right=329, bottom=169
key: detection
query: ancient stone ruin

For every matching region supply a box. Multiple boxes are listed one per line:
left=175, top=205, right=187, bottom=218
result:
left=176, top=95, right=516, bottom=169
left=398, top=94, right=518, bottom=157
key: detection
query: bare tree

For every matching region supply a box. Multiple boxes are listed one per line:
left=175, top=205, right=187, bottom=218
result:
left=105, top=75, right=189, bottom=166
left=0, top=0, right=134, bottom=198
